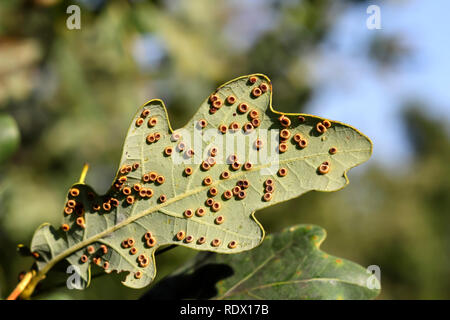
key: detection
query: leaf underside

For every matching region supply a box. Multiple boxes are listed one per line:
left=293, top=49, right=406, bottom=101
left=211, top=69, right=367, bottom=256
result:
left=144, top=224, right=381, bottom=300
left=30, top=74, right=372, bottom=289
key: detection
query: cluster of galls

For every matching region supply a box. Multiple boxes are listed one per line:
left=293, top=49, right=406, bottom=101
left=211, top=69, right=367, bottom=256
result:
left=136, top=107, right=161, bottom=144
left=174, top=228, right=237, bottom=250
left=115, top=165, right=167, bottom=206
left=58, top=188, right=114, bottom=270
left=276, top=115, right=309, bottom=153
left=316, top=119, right=332, bottom=134
left=61, top=187, right=93, bottom=231
left=79, top=244, right=109, bottom=270
left=315, top=119, right=334, bottom=174
left=277, top=113, right=336, bottom=174
left=135, top=108, right=157, bottom=128
left=208, top=76, right=266, bottom=135
left=262, top=178, right=275, bottom=202
left=121, top=233, right=154, bottom=279
left=174, top=166, right=249, bottom=250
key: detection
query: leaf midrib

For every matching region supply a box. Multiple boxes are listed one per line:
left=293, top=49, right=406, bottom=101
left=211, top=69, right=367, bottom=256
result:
left=38, top=147, right=369, bottom=276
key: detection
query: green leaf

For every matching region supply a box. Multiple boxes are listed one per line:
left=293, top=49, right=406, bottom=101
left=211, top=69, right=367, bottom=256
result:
left=28, top=74, right=372, bottom=292
left=0, top=113, right=20, bottom=164
left=144, top=225, right=381, bottom=300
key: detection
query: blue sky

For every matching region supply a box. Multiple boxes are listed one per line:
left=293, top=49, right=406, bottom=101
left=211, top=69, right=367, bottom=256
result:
left=305, top=0, right=450, bottom=168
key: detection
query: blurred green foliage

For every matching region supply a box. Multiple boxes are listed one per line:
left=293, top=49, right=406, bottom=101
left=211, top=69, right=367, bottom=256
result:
left=0, top=0, right=448, bottom=299
left=0, top=114, right=20, bottom=164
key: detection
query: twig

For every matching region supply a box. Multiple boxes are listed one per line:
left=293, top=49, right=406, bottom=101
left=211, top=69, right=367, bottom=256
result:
left=6, top=271, right=34, bottom=300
